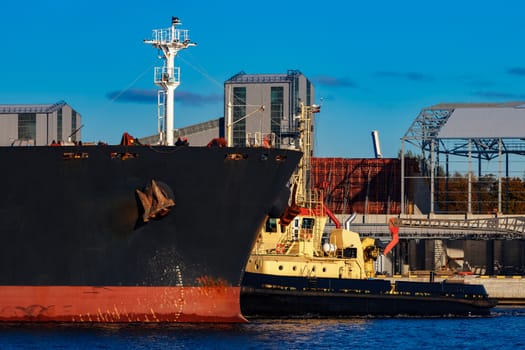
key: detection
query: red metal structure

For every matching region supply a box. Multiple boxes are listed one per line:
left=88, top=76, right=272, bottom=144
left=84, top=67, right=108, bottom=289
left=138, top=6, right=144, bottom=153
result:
left=311, top=158, right=403, bottom=215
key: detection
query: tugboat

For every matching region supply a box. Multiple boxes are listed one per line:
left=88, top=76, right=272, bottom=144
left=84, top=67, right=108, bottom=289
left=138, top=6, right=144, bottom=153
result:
left=240, top=104, right=497, bottom=317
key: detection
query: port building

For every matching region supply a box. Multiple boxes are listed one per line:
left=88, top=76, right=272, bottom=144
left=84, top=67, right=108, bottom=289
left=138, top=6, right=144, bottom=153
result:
left=0, top=101, right=81, bottom=146
left=224, top=70, right=313, bottom=149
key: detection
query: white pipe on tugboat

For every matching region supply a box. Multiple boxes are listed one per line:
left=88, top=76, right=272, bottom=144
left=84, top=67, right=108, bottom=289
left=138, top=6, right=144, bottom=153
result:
left=344, top=212, right=357, bottom=230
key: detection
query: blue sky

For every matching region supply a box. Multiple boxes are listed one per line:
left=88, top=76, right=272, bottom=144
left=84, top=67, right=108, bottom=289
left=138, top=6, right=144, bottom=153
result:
left=2, top=0, right=525, bottom=158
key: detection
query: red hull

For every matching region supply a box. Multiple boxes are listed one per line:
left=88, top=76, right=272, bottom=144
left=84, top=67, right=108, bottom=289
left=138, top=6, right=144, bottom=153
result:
left=0, top=286, right=246, bottom=323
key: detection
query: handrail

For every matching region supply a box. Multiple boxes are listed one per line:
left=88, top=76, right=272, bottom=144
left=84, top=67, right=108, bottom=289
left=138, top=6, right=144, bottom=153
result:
left=397, top=216, right=525, bottom=235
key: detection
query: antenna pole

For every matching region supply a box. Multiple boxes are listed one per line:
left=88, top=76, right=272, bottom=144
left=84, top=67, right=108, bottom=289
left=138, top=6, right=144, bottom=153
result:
left=295, top=103, right=320, bottom=206
left=144, top=17, right=196, bottom=145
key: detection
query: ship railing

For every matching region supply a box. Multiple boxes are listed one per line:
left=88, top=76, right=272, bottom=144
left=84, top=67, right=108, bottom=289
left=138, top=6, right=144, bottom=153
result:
left=273, top=223, right=304, bottom=255
left=150, top=28, right=190, bottom=44
left=154, top=67, right=181, bottom=85
left=352, top=215, right=525, bottom=240
left=397, top=216, right=525, bottom=237
left=245, top=132, right=276, bottom=148
left=10, top=139, right=35, bottom=146
left=311, top=228, right=324, bottom=257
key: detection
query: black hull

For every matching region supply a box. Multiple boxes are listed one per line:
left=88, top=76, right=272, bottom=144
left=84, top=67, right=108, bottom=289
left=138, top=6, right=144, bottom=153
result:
left=241, top=272, right=497, bottom=317
left=0, top=145, right=301, bottom=288
left=0, top=145, right=302, bottom=322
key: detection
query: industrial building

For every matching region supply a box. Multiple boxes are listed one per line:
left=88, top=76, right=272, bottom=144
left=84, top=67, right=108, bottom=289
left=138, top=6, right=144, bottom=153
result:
left=0, top=101, right=81, bottom=146
left=224, top=70, right=313, bottom=149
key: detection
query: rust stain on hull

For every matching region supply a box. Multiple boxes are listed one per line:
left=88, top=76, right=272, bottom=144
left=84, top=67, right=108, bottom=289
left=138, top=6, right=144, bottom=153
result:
left=0, top=286, right=246, bottom=323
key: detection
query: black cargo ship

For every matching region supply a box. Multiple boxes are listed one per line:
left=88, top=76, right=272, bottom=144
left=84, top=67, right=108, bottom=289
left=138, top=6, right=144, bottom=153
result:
left=0, top=143, right=301, bottom=322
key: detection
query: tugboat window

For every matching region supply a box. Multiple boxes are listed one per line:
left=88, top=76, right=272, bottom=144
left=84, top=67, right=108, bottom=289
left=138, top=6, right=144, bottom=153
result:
left=265, top=218, right=278, bottom=233
left=292, top=218, right=299, bottom=240
left=302, top=218, right=315, bottom=229
left=343, top=247, right=358, bottom=258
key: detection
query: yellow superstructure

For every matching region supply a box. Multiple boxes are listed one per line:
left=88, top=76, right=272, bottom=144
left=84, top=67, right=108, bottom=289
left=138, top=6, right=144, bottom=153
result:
left=245, top=103, right=381, bottom=283
left=246, top=213, right=379, bottom=281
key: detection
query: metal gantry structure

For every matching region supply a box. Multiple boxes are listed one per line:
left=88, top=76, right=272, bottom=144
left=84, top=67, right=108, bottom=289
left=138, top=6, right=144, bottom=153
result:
left=351, top=216, right=525, bottom=240
left=400, top=102, right=525, bottom=215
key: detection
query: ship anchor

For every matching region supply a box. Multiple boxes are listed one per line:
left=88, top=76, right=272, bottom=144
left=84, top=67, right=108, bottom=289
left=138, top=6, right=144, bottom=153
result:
left=136, top=180, right=175, bottom=222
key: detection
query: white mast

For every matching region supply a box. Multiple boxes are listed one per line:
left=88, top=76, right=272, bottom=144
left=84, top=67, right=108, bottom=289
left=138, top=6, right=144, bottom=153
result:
left=292, top=103, right=320, bottom=207
left=144, top=17, right=196, bottom=146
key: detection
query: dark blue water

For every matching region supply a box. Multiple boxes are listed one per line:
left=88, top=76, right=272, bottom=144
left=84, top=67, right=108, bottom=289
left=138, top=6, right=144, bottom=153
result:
left=0, top=307, right=523, bottom=349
